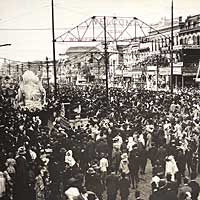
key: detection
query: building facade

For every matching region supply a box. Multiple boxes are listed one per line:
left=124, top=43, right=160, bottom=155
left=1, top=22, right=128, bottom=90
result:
left=119, top=14, right=200, bottom=90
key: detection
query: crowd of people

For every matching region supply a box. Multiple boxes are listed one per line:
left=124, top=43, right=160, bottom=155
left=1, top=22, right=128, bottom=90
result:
left=0, top=83, right=200, bottom=200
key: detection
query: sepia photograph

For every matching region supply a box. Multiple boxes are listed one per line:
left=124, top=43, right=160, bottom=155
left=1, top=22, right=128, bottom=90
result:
left=0, top=0, right=200, bottom=199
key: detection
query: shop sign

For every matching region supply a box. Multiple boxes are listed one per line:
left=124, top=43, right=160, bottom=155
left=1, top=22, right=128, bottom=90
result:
left=159, top=67, right=182, bottom=75
left=174, top=62, right=183, bottom=67
left=123, top=72, right=133, bottom=77
left=183, top=72, right=196, bottom=76
left=147, top=66, right=157, bottom=71
left=174, top=45, right=200, bottom=50
left=183, top=45, right=200, bottom=49
left=132, top=71, right=142, bottom=77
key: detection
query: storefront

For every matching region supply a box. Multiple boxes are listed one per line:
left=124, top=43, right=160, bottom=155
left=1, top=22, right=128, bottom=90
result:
left=159, top=65, right=182, bottom=89
left=131, top=70, right=143, bottom=88
left=146, top=66, right=157, bottom=90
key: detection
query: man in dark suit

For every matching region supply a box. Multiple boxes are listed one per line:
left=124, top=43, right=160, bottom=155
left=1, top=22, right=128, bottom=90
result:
left=119, top=172, right=130, bottom=200
left=129, top=144, right=140, bottom=189
left=106, top=171, right=119, bottom=200
left=177, top=177, right=192, bottom=200
left=188, top=172, right=200, bottom=200
left=14, top=146, right=29, bottom=200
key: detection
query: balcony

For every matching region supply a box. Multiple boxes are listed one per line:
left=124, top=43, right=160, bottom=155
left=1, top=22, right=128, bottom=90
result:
left=180, top=26, right=200, bottom=34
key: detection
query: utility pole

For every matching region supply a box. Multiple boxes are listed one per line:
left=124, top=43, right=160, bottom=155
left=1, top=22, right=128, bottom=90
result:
left=51, top=0, right=57, bottom=97
left=28, top=62, right=31, bottom=70
left=170, top=0, right=174, bottom=93
left=16, top=64, right=19, bottom=73
left=156, top=55, right=159, bottom=91
left=21, top=64, right=24, bottom=74
left=104, top=16, right=109, bottom=104
left=98, top=60, right=100, bottom=83
left=46, top=57, right=50, bottom=96
left=8, top=63, right=11, bottom=75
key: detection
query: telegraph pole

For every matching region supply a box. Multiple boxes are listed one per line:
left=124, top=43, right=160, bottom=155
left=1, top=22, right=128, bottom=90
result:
left=156, top=55, right=159, bottom=91
left=104, top=16, right=109, bottom=104
left=46, top=57, right=50, bottom=96
left=8, top=63, right=11, bottom=75
left=21, top=64, right=24, bottom=74
left=51, top=0, right=57, bottom=97
left=16, top=65, right=19, bottom=73
left=170, top=0, right=174, bottom=93
left=28, top=62, right=31, bottom=70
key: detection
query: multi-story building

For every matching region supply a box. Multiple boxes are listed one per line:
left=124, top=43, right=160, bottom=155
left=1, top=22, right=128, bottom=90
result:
left=63, top=46, right=105, bottom=84
left=120, top=14, right=200, bottom=90
left=122, top=42, right=147, bottom=88
left=177, top=14, right=200, bottom=87
left=57, top=14, right=200, bottom=89
left=146, top=16, right=184, bottom=90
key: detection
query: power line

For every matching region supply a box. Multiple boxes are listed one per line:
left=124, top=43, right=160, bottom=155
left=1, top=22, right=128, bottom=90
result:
left=54, top=4, right=89, bottom=16
left=0, top=4, right=51, bottom=25
left=0, top=57, right=22, bottom=64
left=0, top=28, right=71, bottom=31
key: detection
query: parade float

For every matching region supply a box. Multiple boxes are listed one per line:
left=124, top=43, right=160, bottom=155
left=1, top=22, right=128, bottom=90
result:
left=17, top=70, right=46, bottom=110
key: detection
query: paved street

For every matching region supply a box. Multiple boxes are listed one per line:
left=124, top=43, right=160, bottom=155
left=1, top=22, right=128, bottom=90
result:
left=102, top=160, right=200, bottom=200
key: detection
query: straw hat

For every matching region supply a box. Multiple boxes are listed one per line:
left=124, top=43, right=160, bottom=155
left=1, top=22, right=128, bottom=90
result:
left=121, top=153, right=128, bottom=160
left=87, top=167, right=96, bottom=174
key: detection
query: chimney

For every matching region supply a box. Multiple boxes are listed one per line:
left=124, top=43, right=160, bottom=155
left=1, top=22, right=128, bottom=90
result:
left=179, top=16, right=182, bottom=23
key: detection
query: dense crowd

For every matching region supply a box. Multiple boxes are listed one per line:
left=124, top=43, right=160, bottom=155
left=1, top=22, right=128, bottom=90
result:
left=0, top=83, right=200, bottom=200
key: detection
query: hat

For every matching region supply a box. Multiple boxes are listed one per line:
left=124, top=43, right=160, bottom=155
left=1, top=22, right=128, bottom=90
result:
left=121, top=153, right=128, bottom=160
left=158, top=179, right=167, bottom=189
left=113, top=138, right=119, bottom=142
left=18, top=146, right=26, bottom=155
left=92, top=164, right=100, bottom=170
left=87, top=167, right=96, bottom=174
left=132, top=144, right=138, bottom=149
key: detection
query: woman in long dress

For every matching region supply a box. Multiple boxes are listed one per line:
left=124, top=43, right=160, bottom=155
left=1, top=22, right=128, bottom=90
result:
left=165, top=155, right=179, bottom=181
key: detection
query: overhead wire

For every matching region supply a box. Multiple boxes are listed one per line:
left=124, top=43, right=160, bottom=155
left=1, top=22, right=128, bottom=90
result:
left=0, top=3, right=50, bottom=25
left=0, top=28, right=71, bottom=31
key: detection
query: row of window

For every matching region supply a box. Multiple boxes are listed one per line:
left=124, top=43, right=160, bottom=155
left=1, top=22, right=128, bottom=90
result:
left=186, top=19, right=200, bottom=30
left=180, top=35, right=200, bottom=45
left=151, top=34, right=200, bottom=51
left=151, top=36, right=179, bottom=51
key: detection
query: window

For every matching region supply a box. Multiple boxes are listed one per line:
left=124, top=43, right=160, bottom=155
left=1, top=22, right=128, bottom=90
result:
left=168, top=37, right=171, bottom=46
left=152, top=41, right=154, bottom=51
left=197, top=35, right=200, bottom=45
left=131, top=51, right=134, bottom=59
left=180, top=38, right=183, bottom=45
left=165, top=38, right=168, bottom=47
left=176, top=36, right=179, bottom=45
left=184, top=38, right=187, bottom=45
left=187, top=36, right=193, bottom=44
left=158, top=39, right=160, bottom=49
left=193, top=35, right=197, bottom=45
left=188, top=21, right=191, bottom=29
left=161, top=38, right=164, bottom=47
left=193, top=21, right=197, bottom=28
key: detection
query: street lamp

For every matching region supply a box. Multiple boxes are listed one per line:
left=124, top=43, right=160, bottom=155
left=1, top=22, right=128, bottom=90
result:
left=0, top=44, right=11, bottom=47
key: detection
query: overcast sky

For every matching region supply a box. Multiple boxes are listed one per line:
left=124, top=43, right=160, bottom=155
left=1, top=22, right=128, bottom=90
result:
left=0, top=0, right=200, bottom=62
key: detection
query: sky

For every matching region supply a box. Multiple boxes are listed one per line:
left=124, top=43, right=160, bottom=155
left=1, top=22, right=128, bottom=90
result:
left=0, top=0, right=200, bottom=62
